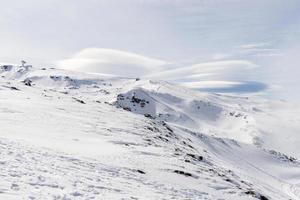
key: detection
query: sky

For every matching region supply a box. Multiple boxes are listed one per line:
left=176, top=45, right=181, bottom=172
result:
left=0, top=0, right=299, bottom=100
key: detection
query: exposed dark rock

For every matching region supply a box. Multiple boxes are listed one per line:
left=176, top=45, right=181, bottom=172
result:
left=245, top=190, right=269, bottom=200
left=1, top=65, right=13, bottom=71
left=146, top=127, right=153, bottom=131
left=225, top=178, right=232, bottom=182
left=245, top=190, right=256, bottom=196
left=144, top=114, right=154, bottom=119
left=23, top=79, right=33, bottom=86
left=99, top=89, right=110, bottom=95
left=137, top=170, right=145, bottom=174
left=268, top=149, right=297, bottom=163
left=10, top=86, right=20, bottom=91
left=260, top=195, right=269, bottom=200
left=72, top=97, right=85, bottom=104
left=104, top=101, right=113, bottom=106
left=155, top=136, right=169, bottom=142
left=186, top=153, right=203, bottom=161
left=173, top=170, right=192, bottom=177
left=117, top=94, right=125, bottom=101
left=123, top=107, right=131, bottom=111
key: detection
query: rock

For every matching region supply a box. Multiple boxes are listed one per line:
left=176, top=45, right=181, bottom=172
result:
left=186, top=153, right=203, bottom=161
left=173, top=170, right=193, bottom=177
left=137, top=170, right=145, bottom=174
left=10, top=86, right=20, bottom=91
left=23, top=78, right=33, bottom=86
left=72, top=97, right=85, bottom=104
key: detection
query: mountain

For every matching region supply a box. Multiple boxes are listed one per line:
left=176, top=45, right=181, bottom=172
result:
left=0, top=64, right=299, bottom=200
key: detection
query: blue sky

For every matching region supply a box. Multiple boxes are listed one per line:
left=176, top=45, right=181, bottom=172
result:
left=0, top=0, right=299, bottom=100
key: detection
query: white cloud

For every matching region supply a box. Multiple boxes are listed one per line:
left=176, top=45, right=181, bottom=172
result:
left=238, top=43, right=270, bottom=50
left=144, top=59, right=264, bottom=93
left=146, top=60, right=258, bottom=81
left=56, top=48, right=168, bottom=77
left=212, top=53, right=232, bottom=60
left=178, top=81, right=241, bottom=89
left=236, top=43, right=282, bottom=57
left=57, top=52, right=257, bottom=83
left=56, top=49, right=264, bottom=93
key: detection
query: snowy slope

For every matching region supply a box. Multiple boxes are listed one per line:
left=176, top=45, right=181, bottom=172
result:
left=0, top=65, right=299, bottom=200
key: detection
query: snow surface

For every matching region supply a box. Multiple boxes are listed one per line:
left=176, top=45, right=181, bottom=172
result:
left=0, top=65, right=299, bottom=199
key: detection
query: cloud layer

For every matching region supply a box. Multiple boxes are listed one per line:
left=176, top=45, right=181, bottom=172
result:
left=56, top=48, right=168, bottom=77
left=57, top=48, right=266, bottom=94
left=146, top=60, right=257, bottom=81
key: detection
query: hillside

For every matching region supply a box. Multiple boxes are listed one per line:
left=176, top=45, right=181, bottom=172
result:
left=0, top=64, right=299, bottom=200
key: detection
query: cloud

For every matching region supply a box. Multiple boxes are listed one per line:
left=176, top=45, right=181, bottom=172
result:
left=238, top=43, right=270, bottom=50
left=55, top=48, right=263, bottom=93
left=57, top=49, right=258, bottom=81
left=179, top=81, right=268, bottom=93
left=56, top=48, right=168, bottom=77
left=212, top=53, right=232, bottom=60
left=146, top=60, right=258, bottom=81
left=236, top=43, right=282, bottom=57
left=178, top=81, right=241, bottom=89
left=145, top=59, right=266, bottom=93
left=55, top=47, right=266, bottom=94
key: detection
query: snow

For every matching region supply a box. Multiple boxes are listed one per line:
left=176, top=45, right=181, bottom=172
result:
left=0, top=65, right=299, bottom=199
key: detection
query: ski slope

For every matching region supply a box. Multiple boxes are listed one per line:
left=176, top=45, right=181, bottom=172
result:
left=0, top=65, right=299, bottom=200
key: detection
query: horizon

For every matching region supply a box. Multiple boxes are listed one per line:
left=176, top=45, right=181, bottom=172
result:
left=1, top=0, right=299, bottom=100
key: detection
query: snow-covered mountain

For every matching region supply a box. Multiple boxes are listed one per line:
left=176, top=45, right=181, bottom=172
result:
left=0, top=64, right=299, bottom=200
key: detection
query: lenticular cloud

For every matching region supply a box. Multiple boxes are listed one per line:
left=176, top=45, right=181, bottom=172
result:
left=57, top=48, right=168, bottom=77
